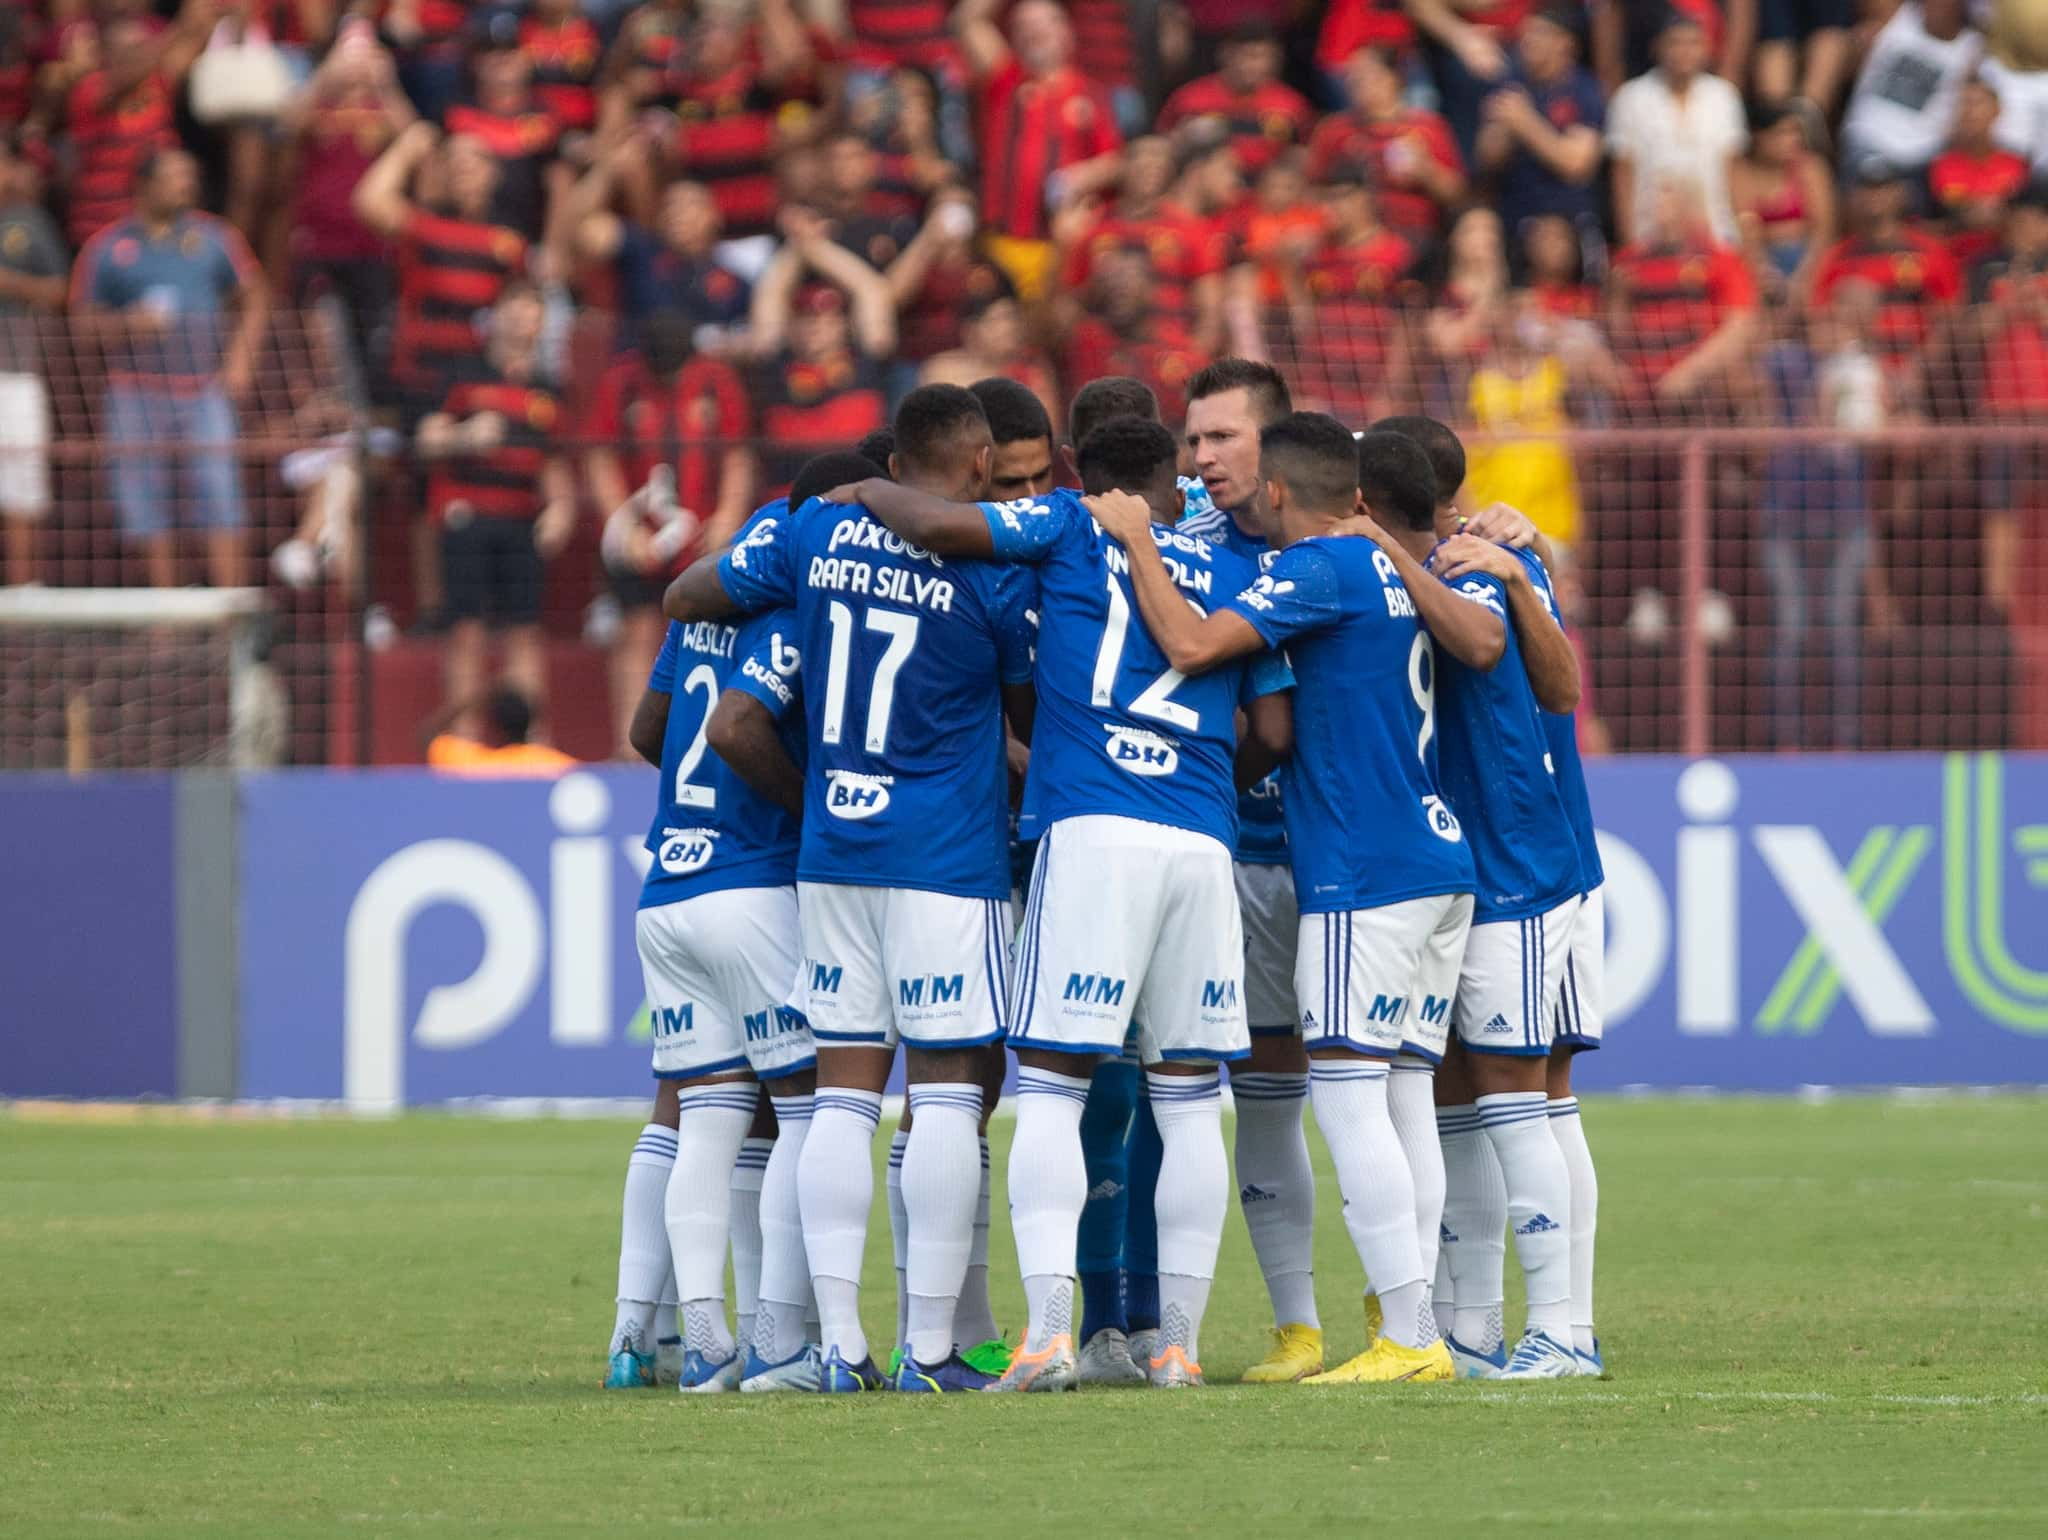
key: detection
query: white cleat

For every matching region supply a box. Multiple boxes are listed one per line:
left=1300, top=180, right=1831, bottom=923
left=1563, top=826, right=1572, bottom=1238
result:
left=1446, top=1335, right=1508, bottom=1379
left=655, top=1337, right=683, bottom=1387
left=1077, top=1327, right=1148, bottom=1386
left=1498, top=1329, right=1580, bottom=1380
left=1126, top=1328, right=1158, bottom=1371
left=740, top=1343, right=824, bottom=1393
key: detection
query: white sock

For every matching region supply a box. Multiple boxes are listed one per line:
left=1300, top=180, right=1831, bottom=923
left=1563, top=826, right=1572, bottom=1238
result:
left=954, top=1137, right=999, bottom=1347
left=885, top=1126, right=911, bottom=1350
left=902, top=1082, right=983, bottom=1365
left=755, top=1092, right=814, bottom=1364
left=799, top=1088, right=883, bottom=1364
left=1431, top=1246, right=1454, bottom=1340
left=1231, top=1070, right=1319, bottom=1330
left=1439, top=1104, right=1506, bottom=1354
left=1009, top=1066, right=1091, bottom=1353
left=1478, top=1091, right=1573, bottom=1342
left=1148, top=1070, right=1227, bottom=1365
left=665, top=1084, right=759, bottom=1360
left=656, top=1266, right=678, bottom=1347
left=1389, top=1059, right=1446, bottom=1288
left=730, top=1136, right=771, bottom=1354
left=1549, top=1095, right=1599, bottom=1356
left=1308, top=1059, right=1432, bottom=1349
left=612, top=1123, right=676, bottom=1349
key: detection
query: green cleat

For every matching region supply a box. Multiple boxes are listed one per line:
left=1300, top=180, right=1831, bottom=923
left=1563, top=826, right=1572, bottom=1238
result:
left=960, top=1337, right=1014, bottom=1377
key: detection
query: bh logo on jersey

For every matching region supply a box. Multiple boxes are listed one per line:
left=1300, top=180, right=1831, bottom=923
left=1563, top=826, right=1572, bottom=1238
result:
left=824, top=769, right=893, bottom=820
left=656, top=826, right=718, bottom=875
left=1105, top=725, right=1179, bottom=777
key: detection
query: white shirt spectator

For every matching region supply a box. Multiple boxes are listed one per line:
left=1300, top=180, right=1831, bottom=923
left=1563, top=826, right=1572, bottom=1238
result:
left=1606, top=67, right=1748, bottom=243
left=1843, top=4, right=1985, bottom=172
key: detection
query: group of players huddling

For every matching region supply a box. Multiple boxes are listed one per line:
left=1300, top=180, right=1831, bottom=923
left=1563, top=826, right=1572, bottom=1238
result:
left=602, top=357, right=1606, bottom=1395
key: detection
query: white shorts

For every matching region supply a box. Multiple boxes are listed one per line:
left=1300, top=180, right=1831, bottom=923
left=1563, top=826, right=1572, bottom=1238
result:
left=1010, top=814, right=1250, bottom=1064
left=0, top=373, right=51, bottom=518
left=1455, top=896, right=1582, bottom=1058
left=1236, top=860, right=1300, bottom=1034
left=636, top=886, right=814, bottom=1081
left=1295, top=892, right=1473, bottom=1059
left=797, top=881, right=1011, bottom=1051
left=1553, top=885, right=1605, bottom=1052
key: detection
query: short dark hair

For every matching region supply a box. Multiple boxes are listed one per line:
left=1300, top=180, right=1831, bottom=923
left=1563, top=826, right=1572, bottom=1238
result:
left=853, top=427, right=896, bottom=476
left=1067, top=376, right=1159, bottom=447
left=892, top=383, right=991, bottom=478
left=1259, top=411, right=1361, bottom=514
left=484, top=685, right=534, bottom=745
left=1187, top=358, right=1292, bottom=426
left=1372, top=414, right=1466, bottom=504
left=969, top=376, right=1053, bottom=447
left=1355, top=430, right=1439, bottom=532
left=790, top=451, right=888, bottom=510
left=1077, top=417, right=1178, bottom=495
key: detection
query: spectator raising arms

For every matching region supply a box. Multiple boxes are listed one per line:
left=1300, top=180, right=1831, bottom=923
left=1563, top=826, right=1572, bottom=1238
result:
left=62, top=0, right=211, bottom=248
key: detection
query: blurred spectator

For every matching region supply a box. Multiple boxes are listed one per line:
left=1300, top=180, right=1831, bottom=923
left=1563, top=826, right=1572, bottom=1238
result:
left=1404, top=1, right=1523, bottom=158
left=1426, top=204, right=1513, bottom=366
left=379, top=0, right=477, bottom=124
left=445, top=14, right=564, bottom=242
left=1309, top=44, right=1467, bottom=243
left=416, top=279, right=574, bottom=720
left=827, top=0, right=963, bottom=77
left=583, top=309, right=755, bottom=756
left=1812, top=159, right=1961, bottom=397
left=61, top=0, right=209, bottom=247
left=424, top=685, right=578, bottom=774
left=1285, top=171, right=1416, bottom=421
left=1840, top=1, right=1980, bottom=183
left=846, top=64, right=957, bottom=221
left=1315, top=1, right=1415, bottom=98
left=1065, top=0, right=1147, bottom=136
left=279, top=24, right=413, bottom=363
left=887, top=186, right=1005, bottom=378
left=1606, top=10, right=1746, bottom=244
left=0, top=132, right=63, bottom=587
left=1062, top=135, right=1227, bottom=350
left=748, top=206, right=895, bottom=491
left=1155, top=22, right=1316, bottom=175
left=818, top=129, right=918, bottom=270
left=565, top=146, right=751, bottom=349
left=1235, top=151, right=1329, bottom=311
left=1732, top=101, right=1835, bottom=302
left=1757, top=295, right=1886, bottom=749
left=1982, top=0, right=2048, bottom=172
left=1930, top=78, right=2030, bottom=269
left=1970, top=184, right=2048, bottom=619
left=1062, top=247, right=1207, bottom=422
left=955, top=0, right=1124, bottom=299
left=1522, top=209, right=1599, bottom=316
left=1751, top=0, right=1854, bottom=119
left=1606, top=176, right=1758, bottom=410
left=521, top=0, right=603, bottom=136
left=71, top=146, right=270, bottom=590
left=1590, top=0, right=1727, bottom=91
left=1476, top=5, right=1605, bottom=254
left=919, top=284, right=1063, bottom=430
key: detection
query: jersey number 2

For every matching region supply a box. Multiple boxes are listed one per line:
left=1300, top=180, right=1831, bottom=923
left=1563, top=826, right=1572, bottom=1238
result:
left=673, top=663, right=720, bottom=810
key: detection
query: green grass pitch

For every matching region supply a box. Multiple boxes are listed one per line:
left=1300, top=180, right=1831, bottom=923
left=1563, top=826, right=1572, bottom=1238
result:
left=3, top=1096, right=2044, bottom=1536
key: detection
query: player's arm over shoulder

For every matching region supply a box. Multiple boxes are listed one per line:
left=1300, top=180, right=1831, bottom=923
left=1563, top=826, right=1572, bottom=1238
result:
left=850, top=475, right=1002, bottom=558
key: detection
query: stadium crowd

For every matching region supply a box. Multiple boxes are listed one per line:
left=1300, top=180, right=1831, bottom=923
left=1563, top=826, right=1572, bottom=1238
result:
left=1, top=0, right=2047, bottom=755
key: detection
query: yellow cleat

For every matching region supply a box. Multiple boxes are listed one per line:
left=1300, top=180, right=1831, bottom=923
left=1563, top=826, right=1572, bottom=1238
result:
left=1303, top=1336, right=1455, bottom=1385
left=1363, top=1294, right=1382, bottom=1342
left=1240, top=1323, right=1325, bottom=1383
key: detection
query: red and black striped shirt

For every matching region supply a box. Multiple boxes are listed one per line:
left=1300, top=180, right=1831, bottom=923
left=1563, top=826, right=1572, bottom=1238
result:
left=671, top=63, right=782, bottom=238
left=755, top=349, right=887, bottom=494
left=1155, top=75, right=1316, bottom=175
left=443, top=100, right=560, bottom=238
left=843, top=0, right=958, bottom=73
left=520, top=15, right=602, bottom=132
left=429, top=362, right=562, bottom=523
left=1059, top=204, right=1226, bottom=331
left=1608, top=241, right=1757, bottom=384
left=64, top=70, right=177, bottom=246
left=583, top=353, right=752, bottom=551
left=978, top=59, right=1121, bottom=243
left=393, top=208, right=528, bottom=392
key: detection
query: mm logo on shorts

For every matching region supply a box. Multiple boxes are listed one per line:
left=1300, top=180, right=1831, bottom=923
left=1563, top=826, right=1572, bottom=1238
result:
left=745, top=1007, right=802, bottom=1043
left=898, top=973, right=965, bottom=1007
left=1418, top=995, right=1450, bottom=1027
left=1367, top=994, right=1407, bottom=1026
left=1104, top=726, right=1179, bottom=777
left=825, top=769, right=893, bottom=820
left=1064, top=973, right=1126, bottom=1007
left=809, top=962, right=844, bottom=995
left=654, top=1004, right=694, bottom=1037
left=1201, top=979, right=1238, bottom=1010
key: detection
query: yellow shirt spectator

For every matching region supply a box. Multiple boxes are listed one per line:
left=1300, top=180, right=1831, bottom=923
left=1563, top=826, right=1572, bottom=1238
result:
left=1465, top=355, right=1582, bottom=547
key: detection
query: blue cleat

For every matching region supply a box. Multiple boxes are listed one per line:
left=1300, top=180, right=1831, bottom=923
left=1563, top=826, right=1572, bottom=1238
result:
left=1577, top=1337, right=1605, bottom=1378
left=1498, top=1329, right=1580, bottom=1380
left=891, top=1351, right=1000, bottom=1393
left=676, top=1348, right=742, bottom=1393
left=740, top=1343, right=823, bottom=1394
left=817, top=1348, right=885, bottom=1393
left=604, top=1344, right=656, bottom=1389
left=1446, top=1335, right=1508, bottom=1380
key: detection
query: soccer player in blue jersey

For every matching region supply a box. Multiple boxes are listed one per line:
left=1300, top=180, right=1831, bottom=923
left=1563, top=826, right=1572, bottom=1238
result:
left=1090, top=415, right=1470, bottom=1384
left=1372, top=415, right=1587, bottom=1381
left=1172, top=360, right=1329, bottom=1383
left=666, top=386, right=1036, bottom=1393
left=841, top=413, right=1292, bottom=1390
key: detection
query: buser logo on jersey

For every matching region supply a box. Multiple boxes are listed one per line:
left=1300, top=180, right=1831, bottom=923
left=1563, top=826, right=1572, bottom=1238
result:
left=1104, top=725, right=1179, bottom=776
left=824, top=769, right=893, bottom=819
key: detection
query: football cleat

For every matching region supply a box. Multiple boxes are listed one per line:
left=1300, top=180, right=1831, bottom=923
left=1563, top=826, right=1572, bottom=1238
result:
left=1447, top=1335, right=1508, bottom=1379
left=960, top=1337, right=1014, bottom=1377
left=1577, top=1337, right=1605, bottom=1378
left=1304, top=1337, right=1453, bottom=1385
left=1498, top=1329, right=1580, bottom=1380
left=817, top=1348, right=886, bottom=1393
left=655, top=1336, right=683, bottom=1386
left=676, top=1348, right=742, bottom=1393
left=740, top=1343, right=822, bottom=1394
left=1078, top=1327, right=1148, bottom=1386
left=1240, top=1323, right=1325, bottom=1384
left=887, top=1346, right=907, bottom=1380
left=1363, top=1294, right=1382, bottom=1342
left=1145, top=1344, right=1204, bottom=1389
left=985, top=1334, right=1079, bottom=1393
left=603, top=1343, right=656, bottom=1389
left=892, top=1351, right=1000, bottom=1393
left=1126, top=1327, right=1158, bottom=1370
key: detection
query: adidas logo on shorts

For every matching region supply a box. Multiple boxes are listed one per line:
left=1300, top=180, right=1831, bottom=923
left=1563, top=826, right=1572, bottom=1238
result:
left=1483, top=1013, right=1512, bottom=1033
left=1239, top=1183, right=1276, bottom=1204
left=1515, top=1212, right=1561, bottom=1236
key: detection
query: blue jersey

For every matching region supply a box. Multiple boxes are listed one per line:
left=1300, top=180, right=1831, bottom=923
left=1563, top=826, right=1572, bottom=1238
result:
left=1177, top=474, right=1216, bottom=523
left=1223, top=538, right=1473, bottom=913
left=1176, top=501, right=1288, bottom=866
left=981, top=488, right=1291, bottom=851
left=1517, top=550, right=1604, bottom=894
left=1430, top=560, right=1581, bottom=922
left=638, top=592, right=806, bottom=909
left=717, top=495, right=1037, bottom=900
